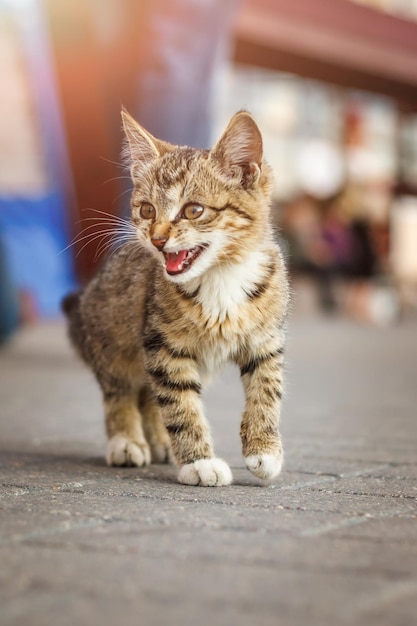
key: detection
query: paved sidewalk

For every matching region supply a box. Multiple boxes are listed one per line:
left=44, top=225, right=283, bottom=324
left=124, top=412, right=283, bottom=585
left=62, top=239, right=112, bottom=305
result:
left=1, top=316, right=416, bottom=626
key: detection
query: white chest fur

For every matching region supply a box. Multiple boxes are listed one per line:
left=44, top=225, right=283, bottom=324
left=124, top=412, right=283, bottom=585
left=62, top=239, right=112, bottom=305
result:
left=194, top=252, right=268, bottom=380
left=196, top=250, right=269, bottom=327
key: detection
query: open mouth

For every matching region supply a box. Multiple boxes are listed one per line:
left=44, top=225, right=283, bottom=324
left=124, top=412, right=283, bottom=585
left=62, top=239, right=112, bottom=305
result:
left=163, top=245, right=207, bottom=276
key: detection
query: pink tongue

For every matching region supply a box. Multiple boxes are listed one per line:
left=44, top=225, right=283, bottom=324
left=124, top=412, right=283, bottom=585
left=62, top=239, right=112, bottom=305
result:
left=165, top=250, right=188, bottom=273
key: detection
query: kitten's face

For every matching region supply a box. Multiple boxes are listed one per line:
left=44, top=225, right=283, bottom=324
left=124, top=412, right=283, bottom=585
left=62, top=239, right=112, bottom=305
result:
left=123, top=111, right=272, bottom=284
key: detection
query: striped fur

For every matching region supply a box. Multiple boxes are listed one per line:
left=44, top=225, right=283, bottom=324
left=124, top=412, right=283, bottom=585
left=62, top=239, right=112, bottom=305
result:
left=64, top=110, right=289, bottom=486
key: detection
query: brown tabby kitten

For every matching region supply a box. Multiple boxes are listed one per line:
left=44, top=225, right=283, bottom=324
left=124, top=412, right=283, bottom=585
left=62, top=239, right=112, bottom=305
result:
left=63, top=110, right=289, bottom=486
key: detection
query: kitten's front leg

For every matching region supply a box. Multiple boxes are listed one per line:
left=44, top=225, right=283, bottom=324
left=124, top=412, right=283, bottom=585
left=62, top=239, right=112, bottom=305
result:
left=144, top=336, right=232, bottom=486
left=238, top=340, right=285, bottom=481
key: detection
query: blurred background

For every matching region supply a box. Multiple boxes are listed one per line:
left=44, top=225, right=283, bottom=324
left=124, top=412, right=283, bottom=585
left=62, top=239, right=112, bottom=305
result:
left=1, top=0, right=417, bottom=343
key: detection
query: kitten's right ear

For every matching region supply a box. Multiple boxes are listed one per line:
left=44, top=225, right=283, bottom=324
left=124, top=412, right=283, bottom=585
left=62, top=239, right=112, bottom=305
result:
left=121, top=109, right=164, bottom=178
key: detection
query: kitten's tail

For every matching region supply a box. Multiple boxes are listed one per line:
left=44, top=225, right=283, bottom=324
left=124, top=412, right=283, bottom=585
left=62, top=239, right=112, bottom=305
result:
left=61, top=292, right=81, bottom=317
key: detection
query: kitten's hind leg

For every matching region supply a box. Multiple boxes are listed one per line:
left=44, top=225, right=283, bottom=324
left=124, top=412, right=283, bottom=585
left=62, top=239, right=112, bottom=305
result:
left=138, top=387, right=172, bottom=464
left=104, top=392, right=151, bottom=467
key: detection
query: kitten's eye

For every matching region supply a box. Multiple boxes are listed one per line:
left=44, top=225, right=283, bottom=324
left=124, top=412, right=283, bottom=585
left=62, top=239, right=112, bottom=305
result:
left=182, top=204, right=204, bottom=220
left=140, top=203, right=156, bottom=220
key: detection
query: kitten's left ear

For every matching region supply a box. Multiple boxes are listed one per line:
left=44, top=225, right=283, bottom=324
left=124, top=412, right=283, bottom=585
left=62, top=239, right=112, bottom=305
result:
left=211, top=111, right=263, bottom=188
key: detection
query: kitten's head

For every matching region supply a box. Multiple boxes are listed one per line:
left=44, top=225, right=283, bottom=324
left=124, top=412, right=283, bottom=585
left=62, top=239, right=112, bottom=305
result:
left=122, top=109, right=273, bottom=284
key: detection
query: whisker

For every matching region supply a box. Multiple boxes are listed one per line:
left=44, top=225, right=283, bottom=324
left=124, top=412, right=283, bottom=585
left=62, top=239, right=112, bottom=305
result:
left=73, top=233, right=113, bottom=259
left=124, top=239, right=141, bottom=265
left=106, top=237, right=139, bottom=265
left=74, top=220, right=134, bottom=235
left=71, top=221, right=122, bottom=235
left=60, top=225, right=132, bottom=256
left=99, top=155, right=126, bottom=170
left=94, top=231, right=135, bottom=262
left=69, top=225, right=128, bottom=244
left=94, top=238, right=116, bottom=263
left=111, top=187, right=133, bottom=206
left=81, top=207, right=130, bottom=223
left=78, top=208, right=134, bottom=229
left=73, top=227, right=135, bottom=261
left=103, top=175, right=132, bottom=185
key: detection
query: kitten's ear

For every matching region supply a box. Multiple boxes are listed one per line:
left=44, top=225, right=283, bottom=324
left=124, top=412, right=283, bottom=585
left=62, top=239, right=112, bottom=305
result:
left=121, top=108, right=170, bottom=178
left=122, top=109, right=158, bottom=161
left=211, top=111, right=263, bottom=188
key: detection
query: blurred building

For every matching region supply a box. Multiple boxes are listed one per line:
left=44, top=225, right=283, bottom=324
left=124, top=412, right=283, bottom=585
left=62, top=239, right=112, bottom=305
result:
left=351, top=0, right=417, bottom=20
left=0, top=0, right=416, bottom=330
left=219, top=0, right=417, bottom=321
left=0, top=0, right=76, bottom=332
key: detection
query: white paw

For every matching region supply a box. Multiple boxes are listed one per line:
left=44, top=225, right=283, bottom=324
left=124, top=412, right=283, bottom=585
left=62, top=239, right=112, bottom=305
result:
left=178, top=458, right=233, bottom=487
left=106, top=435, right=151, bottom=467
left=245, top=452, right=283, bottom=480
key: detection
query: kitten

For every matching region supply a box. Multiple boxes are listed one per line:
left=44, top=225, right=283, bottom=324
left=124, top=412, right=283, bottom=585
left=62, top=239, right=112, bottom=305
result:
left=63, top=109, right=290, bottom=486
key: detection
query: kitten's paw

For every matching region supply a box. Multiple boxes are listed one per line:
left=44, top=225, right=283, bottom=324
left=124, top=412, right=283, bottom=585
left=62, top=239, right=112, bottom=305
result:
left=178, top=458, right=233, bottom=487
left=106, top=435, right=151, bottom=467
left=150, top=442, right=173, bottom=464
left=245, top=452, right=283, bottom=480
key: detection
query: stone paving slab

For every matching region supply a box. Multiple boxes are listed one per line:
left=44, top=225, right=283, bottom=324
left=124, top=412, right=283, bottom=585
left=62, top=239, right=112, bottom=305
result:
left=1, top=318, right=417, bottom=626
left=1, top=539, right=416, bottom=626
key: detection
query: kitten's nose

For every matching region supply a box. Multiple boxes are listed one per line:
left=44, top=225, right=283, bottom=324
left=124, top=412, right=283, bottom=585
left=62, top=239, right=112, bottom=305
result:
left=151, top=236, right=168, bottom=251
